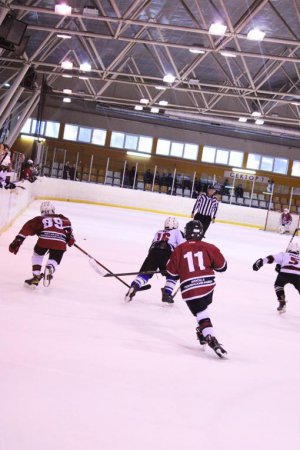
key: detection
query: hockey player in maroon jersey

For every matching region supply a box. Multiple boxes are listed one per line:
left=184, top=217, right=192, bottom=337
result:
left=8, top=201, right=75, bottom=286
left=279, top=208, right=292, bottom=234
left=165, top=220, right=227, bottom=357
left=253, top=241, right=300, bottom=313
left=125, top=217, right=185, bottom=303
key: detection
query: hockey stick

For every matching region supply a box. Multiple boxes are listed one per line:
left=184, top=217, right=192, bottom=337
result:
left=74, top=244, right=151, bottom=291
left=104, top=270, right=163, bottom=277
left=285, top=228, right=299, bottom=251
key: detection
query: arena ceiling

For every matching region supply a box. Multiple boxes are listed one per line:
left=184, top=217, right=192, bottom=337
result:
left=1, top=0, right=300, bottom=142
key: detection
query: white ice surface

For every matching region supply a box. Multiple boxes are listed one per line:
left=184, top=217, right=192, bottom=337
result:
left=1, top=200, right=300, bottom=450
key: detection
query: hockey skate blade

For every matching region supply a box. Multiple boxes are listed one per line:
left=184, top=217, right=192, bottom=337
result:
left=277, top=307, right=286, bottom=314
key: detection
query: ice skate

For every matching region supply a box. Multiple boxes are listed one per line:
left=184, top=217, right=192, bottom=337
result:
left=161, top=288, right=174, bottom=304
left=24, top=274, right=44, bottom=287
left=124, top=283, right=139, bottom=303
left=205, top=334, right=227, bottom=358
left=277, top=299, right=286, bottom=314
left=43, top=265, right=53, bottom=287
left=196, top=327, right=206, bottom=345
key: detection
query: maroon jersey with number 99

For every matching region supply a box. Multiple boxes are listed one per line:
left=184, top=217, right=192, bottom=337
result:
left=166, top=240, right=227, bottom=301
left=18, top=214, right=73, bottom=251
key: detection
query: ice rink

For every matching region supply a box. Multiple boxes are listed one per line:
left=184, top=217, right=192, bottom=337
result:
left=1, top=199, right=300, bottom=450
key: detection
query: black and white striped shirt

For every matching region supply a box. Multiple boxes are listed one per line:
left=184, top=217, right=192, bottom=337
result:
left=192, top=193, right=219, bottom=219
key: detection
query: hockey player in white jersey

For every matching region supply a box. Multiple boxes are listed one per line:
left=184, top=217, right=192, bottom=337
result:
left=125, top=217, right=185, bottom=303
left=253, top=241, right=300, bottom=313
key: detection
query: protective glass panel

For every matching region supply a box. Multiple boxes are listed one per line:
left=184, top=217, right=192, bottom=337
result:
left=170, top=142, right=184, bottom=157
left=202, top=146, right=215, bottom=163
left=291, top=160, right=300, bottom=177
left=78, top=127, right=92, bottom=143
left=246, top=153, right=260, bottom=170
left=21, top=118, right=31, bottom=134
left=63, top=124, right=78, bottom=141
left=156, top=139, right=171, bottom=156
left=138, top=136, right=153, bottom=153
left=110, top=131, right=125, bottom=148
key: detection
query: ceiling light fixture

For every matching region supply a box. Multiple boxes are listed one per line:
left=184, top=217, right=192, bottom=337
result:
left=255, top=119, right=264, bottom=125
left=155, top=85, right=166, bottom=90
left=80, top=62, right=91, bottom=72
left=57, top=34, right=72, bottom=39
left=55, top=3, right=72, bottom=15
left=163, top=74, right=175, bottom=83
left=209, top=23, right=227, bottom=36
left=62, top=74, right=73, bottom=78
left=79, top=76, right=88, bottom=80
left=61, top=60, right=73, bottom=70
left=159, top=100, right=168, bottom=106
left=140, top=98, right=149, bottom=104
left=63, top=88, right=72, bottom=94
left=4, top=83, right=10, bottom=87
left=220, top=49, right=237, bottom=58
left=238, top=117, right=247, bottom=122
left=189, top=46, right=205, bottom=54
left=134, top=105, right=143, bottom=111
left=247, top=28, right=265, bottom=41
left=63, top=97, right=71, bottom=103
left=251, top=111, right=261, bottom=117
left=150, top=107, right=159, bottom=113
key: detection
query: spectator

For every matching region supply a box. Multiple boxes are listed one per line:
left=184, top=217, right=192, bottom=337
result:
left=267, top=179, right=274, bottom=193
left=69, top=164, right=78, bottom=181
left=121, top=165, right=130, bottom=187
left=143, top=168, right=153, bottom=189
left=235, top=184, right=244, bottom=198
left=63, top=161, right=70, bottom=179
left=129, top=166, right=136, bottom=187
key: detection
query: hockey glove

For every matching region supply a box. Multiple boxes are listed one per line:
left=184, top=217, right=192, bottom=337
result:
left=5, top=182, right=16, bottom=189
left=275, top=264, right=281, bottom=273
left=9, top=236, right=24, bottom=254
left=253, top=258, right=263, bottom=271
left=67, top=234, right=75, bottom=247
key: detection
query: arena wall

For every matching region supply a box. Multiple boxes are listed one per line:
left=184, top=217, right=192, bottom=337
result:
left=0, top=177, right=299, bottom=234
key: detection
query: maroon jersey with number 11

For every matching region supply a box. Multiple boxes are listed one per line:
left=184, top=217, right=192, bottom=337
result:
left=17, top=214, right=73, bottom=251
left=166, top=240, right=227, bottom=301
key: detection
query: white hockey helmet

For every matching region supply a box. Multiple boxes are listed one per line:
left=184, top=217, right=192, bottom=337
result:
left=283, top=208, right=289, bottom=213
left=287, top=242, right=300, bottom=255
left=164, top=216, right=179, bottom=230
left=27, top=159, right=33, bottom=165
left=40, top=201, right=55, bottom=215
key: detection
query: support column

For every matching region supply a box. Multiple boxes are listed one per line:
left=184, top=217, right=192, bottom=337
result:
left=0, top=86, right=24, bottom=130
left=0, top=64, right=30, bottom=119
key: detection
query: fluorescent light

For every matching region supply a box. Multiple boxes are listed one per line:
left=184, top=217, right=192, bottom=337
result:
left=247, top=28, right=265, bottom=41
left=61, top=60, right=73, bottom=69
left=209, top=23, right=227, bottom=36
left=134, top=105, right=143, bottom=111
left=80, top=62, right=91, bottom=72
left=62, top=74, right=72, bottom=78
left=63, top=88, right=72, bottom=94
left=126, top=151, right=151, bottom=159
left=150, top=107, right=159, bottom=113
left=255, top=119, right=264, bottom=125
left=63, top=97, right=71, bottom=103
left=57, top=34, right=72, bottom=39
left=140, top=98, right=149, bottom=104
left=232, top=168, right=256, bottom=175
left=189, top=47, right=205, bottom=54
left=220, top=49, right=236, bottom=58
left=238, top=117, right=247, bottom=122
left=155, top=85, right=166, bottom=90
left=251, top=111, right=261, bottom=117
left=159, top=100, right=168, bottom=106
left=163, top=74, right=175, bottom=83
left=21, top=135, right=45, bottom=142
left=55, top=3, right=72, bottom=15
left=291, top=101, right=300, bottom=106
left=79, top=76, right=88, bottom=80
left=4, top=83, right=10, bottom=87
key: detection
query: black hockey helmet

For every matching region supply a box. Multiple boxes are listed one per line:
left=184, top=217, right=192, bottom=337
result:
left=207, top=184, right=217, bottom=192
left=184, top=220, right=204, bottom=240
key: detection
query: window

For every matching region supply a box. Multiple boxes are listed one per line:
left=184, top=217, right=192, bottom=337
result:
left=156, top=139, right=198, bottom=160
left=124, top=134, right=138, bottom=150
left=110, top=132, right=125, bottom=148
left=21, top=119, right=59, bottom=138
left=202, top=145, right=243, bottom=167
left=31, top=119, right=45, bottom=135
left=261, top=156, right=273, bottom=172
left=273, top=158, right=288, bottom=175
left=292, top=161, right=300, bottom=177
left=92, top=129, right=106, bottom=145
left=156, top=139, right=171, bottom=156
left=45, top=121, right=60, bottom=138
left=78, top=127, right=92, bottom=143
left=138, top=136, right=152, bottom=153
left=63, top=124, right=78, bottom=141
left=21, top=119, right=31, bottom=134
left=246, top=153, right=260, bottom=170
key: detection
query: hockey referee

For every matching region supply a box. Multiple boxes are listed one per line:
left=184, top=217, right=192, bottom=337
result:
left=191, top=185, right=219, bottom=234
